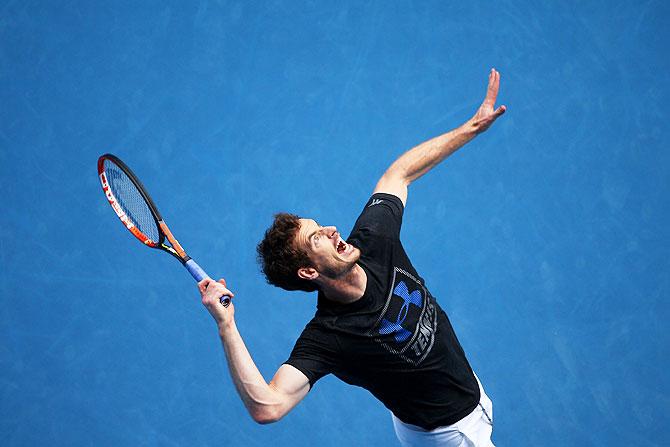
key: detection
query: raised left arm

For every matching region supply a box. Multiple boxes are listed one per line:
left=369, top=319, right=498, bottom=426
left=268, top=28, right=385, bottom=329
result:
left=374, top=68, right=506, bottom=206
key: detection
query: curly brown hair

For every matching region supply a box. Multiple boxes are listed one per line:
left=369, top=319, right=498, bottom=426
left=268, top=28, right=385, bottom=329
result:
left=256, top=213, right=318, bottom=292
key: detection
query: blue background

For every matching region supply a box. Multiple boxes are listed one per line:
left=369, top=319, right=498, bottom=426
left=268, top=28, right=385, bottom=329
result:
left=2, top=1, right=669, bottom=446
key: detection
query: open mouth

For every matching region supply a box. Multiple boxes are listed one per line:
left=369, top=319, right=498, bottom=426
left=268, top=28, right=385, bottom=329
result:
left=337, top=239, right=347, bottom=254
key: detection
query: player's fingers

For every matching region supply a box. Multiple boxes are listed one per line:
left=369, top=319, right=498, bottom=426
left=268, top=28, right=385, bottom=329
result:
left=218, top=286, right=234, bottom=299
left=484, top=70, right=498, bottom=106
left=494, top=105, right=506, bottom=117
left=203, top=290, right=222, bottom=306
left=198, top=279, right=210, bottom=293
left=204, top=281, right=234, bottom=300
left=490, top=69, right=499, bottom=94
left=211, top=279, right=232, bottom=295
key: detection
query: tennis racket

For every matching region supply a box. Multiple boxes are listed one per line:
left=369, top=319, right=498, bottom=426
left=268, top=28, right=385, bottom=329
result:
left=97, top=153, right=230, bottom=307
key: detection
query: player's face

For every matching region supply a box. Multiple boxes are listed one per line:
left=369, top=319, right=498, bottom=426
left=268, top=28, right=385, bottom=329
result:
left=296, top=218, right=360, bottom=278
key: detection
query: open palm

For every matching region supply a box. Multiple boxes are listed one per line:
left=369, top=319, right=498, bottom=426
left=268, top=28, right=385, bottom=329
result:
left=471, top=68, right=507, bottom=133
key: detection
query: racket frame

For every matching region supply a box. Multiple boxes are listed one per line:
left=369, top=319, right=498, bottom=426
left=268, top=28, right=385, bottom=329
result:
left=98, top=153, right=230, bottom=307
left=98, top=154, right=189, bottom=264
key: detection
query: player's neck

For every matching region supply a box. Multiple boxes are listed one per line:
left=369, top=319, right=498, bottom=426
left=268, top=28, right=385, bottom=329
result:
left=319, top=263, right=367, bottom=305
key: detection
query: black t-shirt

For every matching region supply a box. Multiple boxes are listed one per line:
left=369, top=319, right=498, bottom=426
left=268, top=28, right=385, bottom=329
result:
left=285, top=193, right=480, bottom=430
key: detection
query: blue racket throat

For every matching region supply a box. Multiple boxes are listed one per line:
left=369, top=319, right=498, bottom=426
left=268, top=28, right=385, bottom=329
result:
left=185, top=259, right=231, bottom=307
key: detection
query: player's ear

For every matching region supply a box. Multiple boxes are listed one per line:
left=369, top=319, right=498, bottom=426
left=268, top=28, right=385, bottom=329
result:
left=297, top=267, right=319, bottom=281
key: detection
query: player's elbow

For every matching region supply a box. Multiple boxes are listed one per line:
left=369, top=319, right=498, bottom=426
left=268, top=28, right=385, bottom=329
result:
left=252, top=413, right=277, bottom=425
left=250, top=406, right=282, bottom=425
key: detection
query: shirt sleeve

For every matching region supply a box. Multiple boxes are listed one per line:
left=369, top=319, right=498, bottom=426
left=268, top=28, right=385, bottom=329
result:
left=284, top=322, right=339, bottom=389
left=349, top=193, right=404, bottom=240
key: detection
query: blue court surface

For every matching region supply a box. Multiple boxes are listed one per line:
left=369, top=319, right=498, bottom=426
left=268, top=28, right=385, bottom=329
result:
left=2, top=1, right=669, bottom=446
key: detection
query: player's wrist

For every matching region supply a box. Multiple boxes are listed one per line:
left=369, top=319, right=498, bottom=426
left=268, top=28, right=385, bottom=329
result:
left=218, top=319, right=236, bottom=337
left=462, top=118, right=481, bottom=137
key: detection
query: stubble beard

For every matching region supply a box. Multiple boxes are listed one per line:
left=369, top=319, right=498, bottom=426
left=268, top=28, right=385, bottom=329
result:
left=321, top=248, right=361, bottom=280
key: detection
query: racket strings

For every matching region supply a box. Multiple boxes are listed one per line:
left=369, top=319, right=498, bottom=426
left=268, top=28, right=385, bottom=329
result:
left=103, top=160, right=161, bottom=244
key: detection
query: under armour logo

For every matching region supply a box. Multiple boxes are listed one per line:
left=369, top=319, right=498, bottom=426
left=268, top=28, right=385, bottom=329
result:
left=378, top=281, right=422, bottom=342
left=368, top=198, right=384, bottom=207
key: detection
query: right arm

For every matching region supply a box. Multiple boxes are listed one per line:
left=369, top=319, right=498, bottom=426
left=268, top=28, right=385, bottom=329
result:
left=199, top=278, right=310, bottom=424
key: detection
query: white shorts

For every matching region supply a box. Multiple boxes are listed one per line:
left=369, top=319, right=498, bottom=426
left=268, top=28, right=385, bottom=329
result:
left=391, top=373, right=494, bottom=447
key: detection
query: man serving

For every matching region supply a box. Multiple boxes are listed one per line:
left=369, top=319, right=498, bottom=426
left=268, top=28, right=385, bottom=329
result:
left=199, top=69, right=506, bottom=446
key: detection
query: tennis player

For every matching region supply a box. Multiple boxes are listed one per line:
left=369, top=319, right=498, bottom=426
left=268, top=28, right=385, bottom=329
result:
left=199, top=69, right=506, bottom=446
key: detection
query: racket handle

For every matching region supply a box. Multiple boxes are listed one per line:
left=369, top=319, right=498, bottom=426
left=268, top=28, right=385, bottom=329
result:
left=185, top=259, right=231, bottom=307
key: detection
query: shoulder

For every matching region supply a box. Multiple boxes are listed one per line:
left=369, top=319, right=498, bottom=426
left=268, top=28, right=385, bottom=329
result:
left=349, top=193, right=404, bottom=241
left=366, top=192, right=404, bottom=213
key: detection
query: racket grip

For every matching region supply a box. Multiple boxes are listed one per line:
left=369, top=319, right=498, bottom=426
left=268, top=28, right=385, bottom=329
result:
left=185, top=258, right=208, bottom=281
left=185, top=259, right=231, bottom=307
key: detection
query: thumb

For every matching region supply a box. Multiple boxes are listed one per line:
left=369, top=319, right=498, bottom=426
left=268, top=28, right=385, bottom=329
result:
left=198, top=278, right=212, bottom=293
left=494, top=105, right=507, bottom=117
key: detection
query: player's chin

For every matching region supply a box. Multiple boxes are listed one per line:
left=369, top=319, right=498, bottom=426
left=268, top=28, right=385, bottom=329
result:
left=343, top=247, right=361, bottom=264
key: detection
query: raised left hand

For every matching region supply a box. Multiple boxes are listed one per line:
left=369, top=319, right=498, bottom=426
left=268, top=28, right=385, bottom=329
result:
left=470, top=68, right=507, bottom=134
